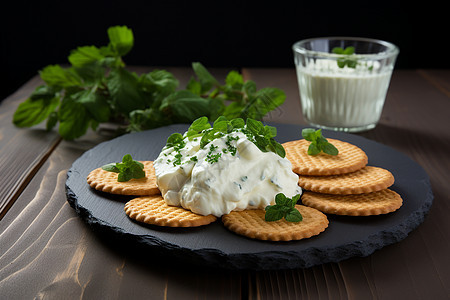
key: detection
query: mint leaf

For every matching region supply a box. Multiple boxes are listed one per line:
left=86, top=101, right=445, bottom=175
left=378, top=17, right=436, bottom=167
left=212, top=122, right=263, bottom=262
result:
left=332, top=46, right=357, bottom=69
left=307, top=142, right=321, bottom=156
left=285, top=209, right=303, bottom=222
left=107, top=25, right=134, bottom=57
left=58, top=95, right=92, bottom=140
left=264, top=205, right=286, bottom=222
left=186, top=77, right=203, bottom=96
left=73, top=62, right=106, bottom=84
left=245, top=118, right=285, bottom=158
left=107, top=68, right=148, bottom=114
left=68, top=46, right=105, bottom=67
left=322, top=142, right=339, bottom=156
left=101, top=154, right=145, bottom=182
left=101, top=163, right=119, bottom=173
left=302, top=128, right=339, bottom=156
left=13, top=95, right=59, bottom=128
left=39, top=65, right=83, bottom=88
left=192, top=62, right=219, bottom=93
left=166, top=132, right=185, bottom=148
left=72, top=89, right=111, bottom=123
left=230, top=118, right=245, bottom=129
left=139, top=69, right=179, bottom=99
left=225, top=70, right=244, bottom=88
left=186, top=116, right=211, bottom=139
left=13, top=85, right=60, bottom=128
left=160, top=90, right=224, bottom=123
left=265, top=193, right=302, bottom=222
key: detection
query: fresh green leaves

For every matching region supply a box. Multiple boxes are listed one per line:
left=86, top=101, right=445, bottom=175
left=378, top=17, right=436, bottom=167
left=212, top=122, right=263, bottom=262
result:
left=244, top=118, right=286, bottom=158
left=332, top=46, right=357, bottom=68
left=13, top=25, right=285, bottom=141
left=302, top=128, right=339, bottom=156
left=166, top=132, right=185, bottom=149
left=107, top=25, right=134, bottom=57
left=163, top=116, right=286, bottom=159
left=197, top=116, right=285, bottom=158
left=101, top=154, right=145, bottom=182
left=13, top=25, right=139, bottom=140
left=13, top=86, right=60, bottom=128
left=198, top=116, right=245, bottom=149
left=265, top=193, right=302, bottom=222
left=186, top=116, right=211, bottom=139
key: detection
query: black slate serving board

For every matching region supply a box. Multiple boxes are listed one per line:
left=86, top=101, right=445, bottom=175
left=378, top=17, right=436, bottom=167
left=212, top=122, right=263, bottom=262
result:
left=66, top=123, right=434, bottom=270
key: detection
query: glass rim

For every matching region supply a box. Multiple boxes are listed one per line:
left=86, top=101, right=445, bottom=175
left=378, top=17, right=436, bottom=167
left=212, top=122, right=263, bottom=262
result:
left=292, top=37, right=399, bottom=59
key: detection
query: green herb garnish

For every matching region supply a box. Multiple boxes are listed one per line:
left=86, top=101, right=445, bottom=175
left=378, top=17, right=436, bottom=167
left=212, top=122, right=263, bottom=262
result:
left=302, top=128, right=339, bottom=156
left=162, top=117, right=286, bottom=165
left=101, top=154, right=145, bottom=182
left=332, top=46, right=357, bottom=68
left=244, top=118, right=286, bottom=158
left=265, top=193, right=302, bottom=222
left=199, top=116, right=244, bottom=148
left=197, top=116, right=285, bottom=158
left=12, top=26, right=285, bottom=140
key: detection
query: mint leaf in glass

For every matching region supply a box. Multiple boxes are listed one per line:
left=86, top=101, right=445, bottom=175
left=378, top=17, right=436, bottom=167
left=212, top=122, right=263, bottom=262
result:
left=332, top=46, right=357, bottom=69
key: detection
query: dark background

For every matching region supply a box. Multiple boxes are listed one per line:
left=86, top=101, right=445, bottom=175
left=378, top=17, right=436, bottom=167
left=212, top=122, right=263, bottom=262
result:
left=1, top=1, right=447, bottom=102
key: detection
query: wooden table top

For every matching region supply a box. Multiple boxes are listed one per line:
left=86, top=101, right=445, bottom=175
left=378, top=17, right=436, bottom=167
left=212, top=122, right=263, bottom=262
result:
left=1, top=67, right=449, bottom=299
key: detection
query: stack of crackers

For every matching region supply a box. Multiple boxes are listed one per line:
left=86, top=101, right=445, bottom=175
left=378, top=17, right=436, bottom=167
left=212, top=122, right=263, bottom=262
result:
left=86, top=137, right=402, bottom=243
left=283, top=138, right=403, bottom=216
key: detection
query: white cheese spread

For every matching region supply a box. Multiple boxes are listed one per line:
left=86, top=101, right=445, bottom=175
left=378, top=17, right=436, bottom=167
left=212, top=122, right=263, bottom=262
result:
left=154, top=129, right=301, bottom=217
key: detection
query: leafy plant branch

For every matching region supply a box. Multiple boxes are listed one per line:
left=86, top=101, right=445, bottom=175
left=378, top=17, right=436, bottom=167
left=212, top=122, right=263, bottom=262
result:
left=13, top=25, right=286, bottom=140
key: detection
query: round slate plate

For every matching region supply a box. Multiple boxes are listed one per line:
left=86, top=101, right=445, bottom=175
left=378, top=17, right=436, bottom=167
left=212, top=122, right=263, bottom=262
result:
left=66, top=123, right=433, bottom=270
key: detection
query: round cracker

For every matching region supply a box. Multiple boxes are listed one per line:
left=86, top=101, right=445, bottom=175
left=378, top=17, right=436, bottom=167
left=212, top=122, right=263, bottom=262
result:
left=283, top=139, right=368, bottom=175
left=125, top=195, right=217, bottom=227
left=301, top=189, right=403, bottom=216
left=222, top=205, right=328, bottom=241
left=298, top=166, right=394, bottom=195
left=87, top=161, right=160, bottom=196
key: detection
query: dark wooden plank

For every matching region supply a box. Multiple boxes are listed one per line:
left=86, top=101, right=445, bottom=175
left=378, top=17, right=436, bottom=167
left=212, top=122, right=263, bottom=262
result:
left=417, top=69, right=450, bottom=98
left=0, top=75, right=61, bottom=220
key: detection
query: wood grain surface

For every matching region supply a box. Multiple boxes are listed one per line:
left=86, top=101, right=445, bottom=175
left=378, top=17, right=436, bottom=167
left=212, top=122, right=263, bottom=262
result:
left=1, top=67, right=449, bottom=299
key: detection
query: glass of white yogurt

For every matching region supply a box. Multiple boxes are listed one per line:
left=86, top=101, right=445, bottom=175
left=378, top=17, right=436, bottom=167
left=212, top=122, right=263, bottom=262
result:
left=292, top=37, right=399, bottom=132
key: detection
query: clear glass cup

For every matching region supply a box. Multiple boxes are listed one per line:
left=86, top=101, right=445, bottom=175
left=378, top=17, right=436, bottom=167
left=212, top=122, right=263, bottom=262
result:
left=292, top=37, right=399, bottom=132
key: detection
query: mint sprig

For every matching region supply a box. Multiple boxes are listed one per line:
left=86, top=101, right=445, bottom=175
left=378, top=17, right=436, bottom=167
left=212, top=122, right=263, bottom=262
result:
left=265, top=193, right=302, bottom=222
left=198, top=116, right=285, bottom=158
left=163, top=116, right=286, bottom=160
left=101, top=154, right=145, bottom=182
left=244, top=118, right=286, bottom=158
left=332, top=46, right=357, bottom=68
left=13, top=26, right=286, bottom=140
left=302, top=128, right=338, bottom=156
left=199, top=116, right=245, bottom=149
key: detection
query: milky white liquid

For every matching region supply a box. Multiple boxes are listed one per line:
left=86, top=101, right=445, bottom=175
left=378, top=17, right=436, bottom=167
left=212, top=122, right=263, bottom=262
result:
left=296, top=60, right=393, bottom=131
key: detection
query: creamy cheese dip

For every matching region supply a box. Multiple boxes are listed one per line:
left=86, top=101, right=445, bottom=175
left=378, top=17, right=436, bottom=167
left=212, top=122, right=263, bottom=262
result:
left=153, top=130, right=301, bottom=217
left=296, top=59, right=393, bottom=130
